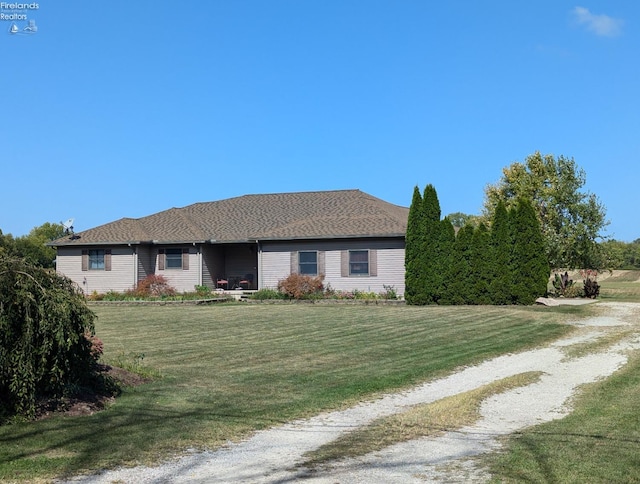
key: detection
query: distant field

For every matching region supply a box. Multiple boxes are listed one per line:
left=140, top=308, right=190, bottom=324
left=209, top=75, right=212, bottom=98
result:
left=598, top=270, right=640, bottom=301
left=0, top=303, right=576, bottom=482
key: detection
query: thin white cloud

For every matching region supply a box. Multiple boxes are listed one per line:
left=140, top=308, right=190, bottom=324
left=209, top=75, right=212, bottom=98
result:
left=572, top=6, right=623, bottom=37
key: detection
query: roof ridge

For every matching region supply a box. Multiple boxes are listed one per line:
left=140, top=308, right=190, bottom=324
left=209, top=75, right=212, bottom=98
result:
left=186, top=189, right=363, bottom=208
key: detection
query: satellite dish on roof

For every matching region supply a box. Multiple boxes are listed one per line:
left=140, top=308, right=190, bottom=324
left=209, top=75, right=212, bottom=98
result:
left=62, top=218, right=75, bottom=235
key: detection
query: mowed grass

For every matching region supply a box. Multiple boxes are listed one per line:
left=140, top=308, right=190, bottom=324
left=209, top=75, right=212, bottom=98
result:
left=0, top=303, right=579, bottom=481
left=487, top=351, right=640, bottom=483
left=485, top=289, right=640, bottom=483
left=598, top=270, right=640, bottom=302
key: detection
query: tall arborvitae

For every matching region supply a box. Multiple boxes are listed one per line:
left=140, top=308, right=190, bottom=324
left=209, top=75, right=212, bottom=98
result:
left=446, top=224, right=475, bottom=304
left=511, top=198, right=549, bottom=304
left=421, top=184, right=442, bottom=304
left=404, top=186, right=424, bottom=305
left=436, top=217, right=456, bottom=304
left=470, top=222, right=492, bottom=304
left=489, top=200, right=513, bottom=304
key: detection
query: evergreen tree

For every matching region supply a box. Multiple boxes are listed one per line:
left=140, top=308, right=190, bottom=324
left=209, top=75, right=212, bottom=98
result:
left=470, top=222, right=492, bottom=304
left=510, top=198, right=549, bottom=304
left=404, top=186, right=424, bottom=305
left=447, top=224, right=475, bottom=304
left=421, top=184, right=442, bottom=304
left=437, top=217, right=456, bottom=304
left=489, top=201, right=513, bottom=304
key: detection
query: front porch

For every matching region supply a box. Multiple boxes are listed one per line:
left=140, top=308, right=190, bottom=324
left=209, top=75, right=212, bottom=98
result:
left=204, top=243, right=259, bottom=291
left=214, top=288, right=257, bottom=301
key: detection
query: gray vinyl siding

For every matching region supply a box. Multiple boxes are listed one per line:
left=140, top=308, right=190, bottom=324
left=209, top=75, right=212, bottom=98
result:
left=260, top=238, right=405, bottom=296
left=56, top=246, right=136, bottom=294
left=137, top=245, right=155, bottom=283
left=155, top=246, right=200, bottom=293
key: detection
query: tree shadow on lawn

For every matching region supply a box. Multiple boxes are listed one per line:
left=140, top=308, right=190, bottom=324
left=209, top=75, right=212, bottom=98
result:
left=0, top=376, right=263, bottom=481
left=490, top=430, right=640, bottom=483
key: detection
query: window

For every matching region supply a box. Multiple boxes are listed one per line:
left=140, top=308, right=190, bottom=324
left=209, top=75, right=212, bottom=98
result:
left=165, top=248, right=183, bottom=269
left=349, top=250, right=369, bottom=275
left=82, top=249, right=111, bottom=271
left=299, top=251, right=318, bottom=275
left=88, top=249, right=105, bottom=270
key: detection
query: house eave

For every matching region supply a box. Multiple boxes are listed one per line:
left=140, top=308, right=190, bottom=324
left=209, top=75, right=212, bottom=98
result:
left=248, top=233, right=406, bottom=243
left=47, top=240, right=150, bottom=248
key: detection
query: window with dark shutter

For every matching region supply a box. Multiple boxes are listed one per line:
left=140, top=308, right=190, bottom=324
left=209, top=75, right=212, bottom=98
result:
left=182, top=248, right=189, bottom=270
left=341, top=250, right=349, bottom=277
left=369, top=249, right=377, bottom=277
left=158, top=249, right=165, bottom=271
left=81, top=250, right=88, bottom=271
left=105, top=249, right=112, bottom=271
left=298, top=251, right=318, bottom=275
left=165, top=248, right=183, bottom=269
left=318, top=251, right=325, bottom=276
left=88, top=249, right=105, bottom=270
left=349, top=250, right=369, bottom=276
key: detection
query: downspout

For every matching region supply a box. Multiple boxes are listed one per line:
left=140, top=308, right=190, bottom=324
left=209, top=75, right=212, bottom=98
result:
left=256, top=240, right=262, bottom=290
left=129, top=244, right=138, bottom=288
left=195, top=242, right=202, bottom=286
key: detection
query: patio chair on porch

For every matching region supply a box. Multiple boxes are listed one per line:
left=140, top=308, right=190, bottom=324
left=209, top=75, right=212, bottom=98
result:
left=216, top=277, right=228, bottom=289
left=239, top=273, right=253, bottom=290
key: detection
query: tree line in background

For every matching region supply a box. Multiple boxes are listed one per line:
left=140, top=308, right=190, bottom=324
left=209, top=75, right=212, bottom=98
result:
left=0, top=223, right=65, bottom=269
left=405, top=184, right=549, bottom=306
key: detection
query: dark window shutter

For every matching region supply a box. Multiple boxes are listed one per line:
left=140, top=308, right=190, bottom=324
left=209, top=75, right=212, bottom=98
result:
left=158, top=249, right=165, bottom=271
left=105, top=249, right=112, bottom=271
left=341, top=250, right=348, bottom=277
left=318, top=251, right=325, bottom=276
left=81, top=250, right=88, bottom=271
left=290, top=251, right=298, bottom=274
left=182, top=248, right=189, bottom=270
left=369, top=249, right=377, bottom=277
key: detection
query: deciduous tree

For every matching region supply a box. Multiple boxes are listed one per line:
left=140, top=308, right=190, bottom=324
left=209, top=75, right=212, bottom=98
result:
left=484, top=152, right=608, bottom=269
left=0, top=255, right=106, bottom=421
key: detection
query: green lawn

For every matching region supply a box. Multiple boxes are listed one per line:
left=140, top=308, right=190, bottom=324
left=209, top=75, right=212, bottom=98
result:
left=0, top=303, right=577, bottom=482
left=485, top=277, right=640, bottom=483
left=487, top=351, right=640, bottom=483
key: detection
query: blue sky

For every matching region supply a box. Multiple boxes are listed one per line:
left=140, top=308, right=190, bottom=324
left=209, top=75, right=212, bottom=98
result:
left=2, top=1, right=638, bottom=241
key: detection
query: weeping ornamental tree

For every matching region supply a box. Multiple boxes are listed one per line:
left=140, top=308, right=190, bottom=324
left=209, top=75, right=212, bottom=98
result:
left=0, top=256, right=100, bottom=421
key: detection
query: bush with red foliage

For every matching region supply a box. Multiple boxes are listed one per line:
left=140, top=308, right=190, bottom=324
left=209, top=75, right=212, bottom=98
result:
left=85, top=333, right=104, bottom=361
left=277, top=273, right=325, bottom=299
left=128, top=274, right=177, bottom=298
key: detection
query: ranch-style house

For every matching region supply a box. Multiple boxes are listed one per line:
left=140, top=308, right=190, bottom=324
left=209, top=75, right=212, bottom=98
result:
left=50, top=189, right=409, bottom=297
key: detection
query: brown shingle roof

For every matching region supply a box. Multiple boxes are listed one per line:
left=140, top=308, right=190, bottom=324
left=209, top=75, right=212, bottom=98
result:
left=51, top=189, right=409, bottom=246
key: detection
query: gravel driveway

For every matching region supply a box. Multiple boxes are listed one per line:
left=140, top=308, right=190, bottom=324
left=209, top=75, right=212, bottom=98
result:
left=63, top=301, right=640, bottom=483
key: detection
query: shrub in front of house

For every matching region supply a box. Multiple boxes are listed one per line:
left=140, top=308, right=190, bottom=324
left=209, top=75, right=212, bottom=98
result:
left=251, top=288, right=286, bottom=300
left=128, top=275, right=177, bottom=298
left=277, top=273, right=325, bottom=299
